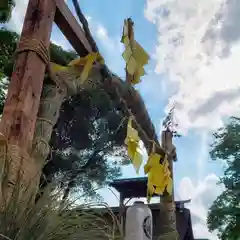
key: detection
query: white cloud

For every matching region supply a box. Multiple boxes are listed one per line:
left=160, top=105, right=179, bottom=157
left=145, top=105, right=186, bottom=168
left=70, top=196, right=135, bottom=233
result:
left=144, top=0, right=240, bottom=133
left=177, top=174, right=225, bottom=240
left=6, top=0, right=28, bottom=32
left=89, top=20, right=124, bottom=58
left=5, top=1, right=122, bottom=55
left=86, top=19, right=125, bottom=76
left=5, top=0, right=76, bottom=47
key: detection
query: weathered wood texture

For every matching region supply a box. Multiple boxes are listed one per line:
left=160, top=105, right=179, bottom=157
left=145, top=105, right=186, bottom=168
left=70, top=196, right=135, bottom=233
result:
left=0, top=0, right=56, bottom=150
left=159, top=130, right=177, bottom=239
left=125, top=18, right=134, bottom=84
left=55, top=0, right=92, bottom=56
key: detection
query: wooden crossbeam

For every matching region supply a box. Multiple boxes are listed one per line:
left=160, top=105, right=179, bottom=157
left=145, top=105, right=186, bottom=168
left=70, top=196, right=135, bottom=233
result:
left=55, top=0, right=92, bottom=56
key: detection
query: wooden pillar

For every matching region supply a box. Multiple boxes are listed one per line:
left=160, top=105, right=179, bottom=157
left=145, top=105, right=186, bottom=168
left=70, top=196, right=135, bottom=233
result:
left=125, top=18, right=134, bottom=84
left=159, top=130, right=177, bottom=239
left=119, top=193, right=125, bottom=237
left=0, top=0, right=56, bottom=150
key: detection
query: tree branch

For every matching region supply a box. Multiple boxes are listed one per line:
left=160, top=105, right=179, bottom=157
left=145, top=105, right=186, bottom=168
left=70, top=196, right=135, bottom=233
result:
left=70, top=0, right=167, bottom=157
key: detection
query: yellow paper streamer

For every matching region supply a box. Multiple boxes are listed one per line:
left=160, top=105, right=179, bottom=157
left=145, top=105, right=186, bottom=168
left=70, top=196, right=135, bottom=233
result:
left=50, top=62, right=68, bottom=72
left=124, top=118, right=143, bottom=174
left=163, top=156, right=173, bottom=195
left=145, top=147, right=174, bottom=202
left=124, top=116, right=174, bottom=199
left=68, top=52, right=104, bottom=83
left=50, top=52, right=104, bottom=84
left=132, top=150, right=143, bottom=174
left=166, top=177, right=173, bottom=195
left=145, top=153, right=165, bottom=197
left=121, top=19, right=150, bottom=85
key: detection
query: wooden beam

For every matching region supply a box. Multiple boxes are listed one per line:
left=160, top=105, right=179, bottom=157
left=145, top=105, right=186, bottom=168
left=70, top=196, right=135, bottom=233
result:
left=0, top=0, right=56, bottom=150
left=55, top=0, right=92, bottom=56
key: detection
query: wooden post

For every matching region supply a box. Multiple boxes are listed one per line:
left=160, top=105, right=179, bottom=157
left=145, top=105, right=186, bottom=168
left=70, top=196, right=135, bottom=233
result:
left=159, top=129, right=177, bottom=239
left=125, top=18, right=134, bottom=84
left=119, top=193, right=125, bottom=237
left=0, top=0, right=56, bottom=150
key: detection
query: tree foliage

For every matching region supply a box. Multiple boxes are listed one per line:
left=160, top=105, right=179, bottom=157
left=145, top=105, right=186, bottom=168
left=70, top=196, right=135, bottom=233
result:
left=47, top=87, right=127, bottom=199
left=0, top=0, right=15, bottom=23
left=0, top=27, right=129, bottom=199
left=207, top=117, right=240, bottom=239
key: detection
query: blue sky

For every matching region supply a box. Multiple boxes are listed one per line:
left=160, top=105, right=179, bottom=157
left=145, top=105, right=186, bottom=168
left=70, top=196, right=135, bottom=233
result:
left=53, top=0, right=223, bottom=185
left=9, top=0, right=240, bottom=238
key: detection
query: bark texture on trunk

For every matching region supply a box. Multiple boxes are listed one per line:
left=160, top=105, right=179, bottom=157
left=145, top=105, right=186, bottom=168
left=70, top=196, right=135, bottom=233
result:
left=0, top=136, right=38, bottom=208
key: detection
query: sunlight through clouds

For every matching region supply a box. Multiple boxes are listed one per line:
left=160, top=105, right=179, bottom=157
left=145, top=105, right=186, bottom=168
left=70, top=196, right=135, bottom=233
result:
left=7, top=0, right=28, bottom=32
left=145, top=0, right=240, bottom=133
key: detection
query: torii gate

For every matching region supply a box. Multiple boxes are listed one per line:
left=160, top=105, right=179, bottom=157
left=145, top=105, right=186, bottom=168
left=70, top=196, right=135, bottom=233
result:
left=0, top=0, right=178, bottom=238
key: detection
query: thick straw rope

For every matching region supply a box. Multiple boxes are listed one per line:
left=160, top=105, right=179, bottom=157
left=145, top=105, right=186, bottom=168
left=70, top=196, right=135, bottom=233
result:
left=0, top=133, right=40, bottom=207
left=0, top=38, right=56, bottom=206
left=15, top=38, right=50, bottom=64
left=15, top=37, right=67, bottom=90
left=14, top=38, right=50, bottom=157
left=14, top=38, right=63, bottom=163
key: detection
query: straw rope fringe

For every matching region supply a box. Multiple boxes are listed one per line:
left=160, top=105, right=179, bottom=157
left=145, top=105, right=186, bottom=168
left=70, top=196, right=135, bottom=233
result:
left=0, top=38, right=67, bottom=206
left=0, top=137, right=41, bottom=207
left=32, top=84, right=66, bottom=163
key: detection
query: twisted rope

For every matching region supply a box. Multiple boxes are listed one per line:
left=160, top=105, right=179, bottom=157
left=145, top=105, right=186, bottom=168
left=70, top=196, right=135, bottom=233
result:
left=14, top=38, right=66, bottom=163
left=15, top=38, right=50, bottom=65
left=14, top=38, right=64, bottom=89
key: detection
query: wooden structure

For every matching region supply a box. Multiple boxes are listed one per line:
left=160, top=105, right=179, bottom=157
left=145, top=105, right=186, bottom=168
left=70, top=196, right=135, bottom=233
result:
left=0, top=0, right=92, bottom=150
left=161, top=129, right=177, bottom=238
left=0, top=0, right=178, bottom=238
left=109, top=177, right=194, bottom=240
left=0, top=0, right=170, bottom=172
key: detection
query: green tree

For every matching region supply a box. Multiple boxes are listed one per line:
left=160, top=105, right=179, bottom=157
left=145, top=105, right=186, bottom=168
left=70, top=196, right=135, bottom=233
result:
left=0, top=0, right=15, bottom=23
left=46, top=87, right=127, bottom=201
left=0, top=27, right=128, bottom=200
left=207, top=117, right=240, bottom=239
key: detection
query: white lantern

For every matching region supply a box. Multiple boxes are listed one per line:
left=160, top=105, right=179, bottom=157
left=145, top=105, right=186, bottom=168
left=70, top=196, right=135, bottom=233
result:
left=125, top=201, right=153, bottom=240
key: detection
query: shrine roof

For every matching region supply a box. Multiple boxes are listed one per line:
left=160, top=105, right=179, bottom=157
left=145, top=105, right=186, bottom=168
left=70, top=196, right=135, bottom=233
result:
left=109, top=177, right=148, bottom=198
left=109, top=177, right=191, bottom=206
